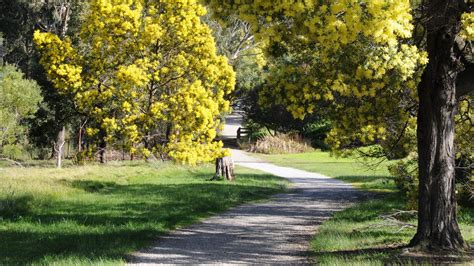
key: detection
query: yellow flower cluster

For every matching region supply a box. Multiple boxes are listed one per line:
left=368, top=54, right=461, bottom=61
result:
left=33, top=31, right=83, bottom=91
left=206, top=0, right=427, bottom=152
left=461, top=12, right=474, bottom=40
left=34, top=0, right=235, bottom=164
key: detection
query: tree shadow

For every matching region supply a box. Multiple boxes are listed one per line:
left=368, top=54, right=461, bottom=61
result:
left=310, top=246, right=474, bottom=264
left=0, top=173, right=284, bottom=264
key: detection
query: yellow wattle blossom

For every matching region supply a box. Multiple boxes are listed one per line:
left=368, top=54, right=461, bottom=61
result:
left=461, top=12, right=474, bottom=40
left=34, top=0, right=235, bottom=165
left=205, top=0, right=427, bottom=152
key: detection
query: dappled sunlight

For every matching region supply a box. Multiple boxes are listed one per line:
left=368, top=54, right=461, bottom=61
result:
left=0, top=163, right=287, bottom=264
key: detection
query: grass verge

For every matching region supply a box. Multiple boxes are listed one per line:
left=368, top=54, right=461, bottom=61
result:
left=0, top=161, right=288, bottom=265
left=255, top=151, right=473, bottom=265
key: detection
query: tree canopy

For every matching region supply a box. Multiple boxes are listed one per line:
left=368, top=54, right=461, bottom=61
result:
left=34, top=0, right=235, bottom=164
left=0, top=64, right=42, bottom=158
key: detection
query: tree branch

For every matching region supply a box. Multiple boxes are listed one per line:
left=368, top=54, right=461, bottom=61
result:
left=0, top=157, right=25, bottom=168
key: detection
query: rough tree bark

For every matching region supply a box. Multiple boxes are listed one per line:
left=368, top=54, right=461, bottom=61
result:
left=410, top=0, right=471, bottom=251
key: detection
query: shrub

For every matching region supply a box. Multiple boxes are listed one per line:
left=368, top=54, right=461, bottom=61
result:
left=388, top=155, right=418, bottom=209
left=249, top=133, right=313, bottom=154
left=302, top=121, right=332, bottom=150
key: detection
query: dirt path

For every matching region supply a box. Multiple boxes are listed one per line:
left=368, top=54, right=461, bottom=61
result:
left=128, top=149, right=367, bottom=264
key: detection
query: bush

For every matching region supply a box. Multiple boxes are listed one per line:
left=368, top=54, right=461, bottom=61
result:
left=388, top=155, right=418, bottom=209
left=249, top=133, right=313, bottom=154
left=1, top=144, right=25, bottom=160
left=302, top=121, right=332, bottom=150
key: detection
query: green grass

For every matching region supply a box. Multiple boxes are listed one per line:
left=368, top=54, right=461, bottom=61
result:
left=0, top=161, right=289, bottom=265
left=255, top=151, right=396, bottom=192
left=255, top=151, right=474, bottom=265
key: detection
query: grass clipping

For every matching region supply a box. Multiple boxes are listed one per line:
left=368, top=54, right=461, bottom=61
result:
left=249, top=133, right=313, bottom=154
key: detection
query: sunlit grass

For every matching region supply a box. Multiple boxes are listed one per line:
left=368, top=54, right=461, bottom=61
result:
left=256, top=151, right=473, bottom=264
left=255, top=151, right=396, bottom=192
left=0, top=162, right=289, bottom=265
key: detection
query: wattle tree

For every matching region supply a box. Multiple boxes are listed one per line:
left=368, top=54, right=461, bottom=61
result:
left=205, top=0, right=473, bottom=251
left=34, top=0, right=235, bottom=165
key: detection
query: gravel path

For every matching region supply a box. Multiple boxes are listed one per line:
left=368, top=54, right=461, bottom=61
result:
left=128, top=149, right=367, bottom=264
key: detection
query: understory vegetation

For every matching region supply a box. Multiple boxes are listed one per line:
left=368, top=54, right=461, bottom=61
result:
left=256, top=151, right=474, bottom=264
left=0, top=162, right=288, bottom=265
left=248, top=133, right=313, bottom=154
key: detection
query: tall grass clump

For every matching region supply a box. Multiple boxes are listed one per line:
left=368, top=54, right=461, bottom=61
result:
left=249, top=133, right=313, bottom=154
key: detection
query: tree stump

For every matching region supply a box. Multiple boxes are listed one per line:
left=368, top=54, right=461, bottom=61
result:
left=212, top=156, right=235, bottom=181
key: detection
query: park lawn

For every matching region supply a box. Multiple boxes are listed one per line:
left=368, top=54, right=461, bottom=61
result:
left=0, top=161, right=289, bottom=265
left=256, top=151, right=474, bottom=265
left=255, top=151, right=396, bottom=193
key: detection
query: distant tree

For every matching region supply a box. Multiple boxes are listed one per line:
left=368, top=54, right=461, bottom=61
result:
left=0, top=0, right=87, bottom=167
left=0, top=64, right=42, bottom=159
left=205, top=14, right=265, bottom=101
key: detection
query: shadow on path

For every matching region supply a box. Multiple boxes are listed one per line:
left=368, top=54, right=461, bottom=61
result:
left=129, top=149, right=369, bottom=264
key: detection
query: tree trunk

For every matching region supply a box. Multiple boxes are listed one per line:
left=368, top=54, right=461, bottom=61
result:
left=77, top=126, right=83, bottom=153
left=212, top=156, right=235, bottom=181
left=55, top=126, right=66, bottom=168
left=410, top=0, right=468, bottom=251
left=98, top=129, right=107, bottom=164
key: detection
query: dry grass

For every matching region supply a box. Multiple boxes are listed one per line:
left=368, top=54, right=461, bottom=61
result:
left=249, top=133, right=313, bottom=154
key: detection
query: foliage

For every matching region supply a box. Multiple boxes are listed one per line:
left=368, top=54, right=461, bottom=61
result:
left=0, top=162, right=288, bottom=264
left=34, top=0, right=235, bottom=164
left=389, top=153, right=473, bottom=210
left=388, top=155, right=419, bottom=209
left=244, top=83, right=326, bottom=132
left=0, top=65, right=42, bottom=159
left=0, top=0, right=87, bottom=157
left=301, top=120, right=332, bottom=150
left=461, top=12, right=474, bottom=40
left=205, top=0, right=427, bottom=156
left=204, top=14, right=265, bottom=100
left=455, top=156, right=473, bottom=208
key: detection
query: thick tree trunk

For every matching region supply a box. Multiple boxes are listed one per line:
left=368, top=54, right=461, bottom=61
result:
left=410, top=0, right=468, bottom=251
left=55, top=126, right=66, bottom=168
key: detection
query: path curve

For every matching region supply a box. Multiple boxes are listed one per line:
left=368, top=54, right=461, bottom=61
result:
left=128, top=149, right=367, bottom=264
